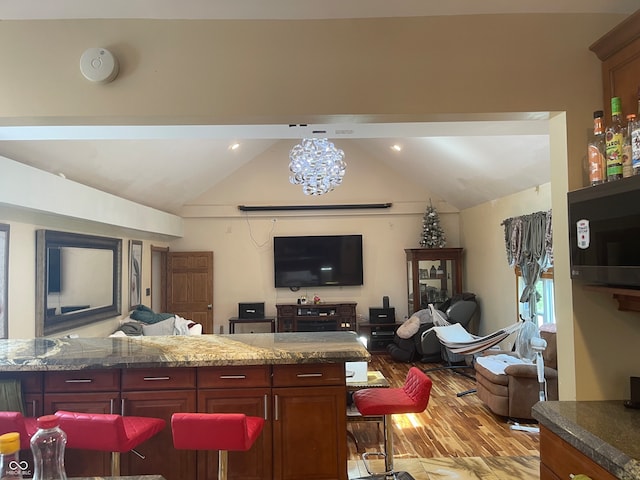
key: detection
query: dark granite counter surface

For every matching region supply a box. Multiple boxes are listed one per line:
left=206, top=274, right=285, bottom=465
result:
left=0, top=331, right=370, bottom=372
left=533, top=400, right=640, bottom=480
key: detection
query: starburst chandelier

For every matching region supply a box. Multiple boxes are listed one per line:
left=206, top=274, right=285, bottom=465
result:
left=288, top=138, right=346, bottom=195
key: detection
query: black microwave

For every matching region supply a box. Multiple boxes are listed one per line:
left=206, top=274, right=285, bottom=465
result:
left=568, top=175, right=640, bottom=287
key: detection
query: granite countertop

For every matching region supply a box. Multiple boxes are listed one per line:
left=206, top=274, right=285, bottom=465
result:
left=0, top=331, right=370, bottom=372
left=533, top=401, right=640, bottom=480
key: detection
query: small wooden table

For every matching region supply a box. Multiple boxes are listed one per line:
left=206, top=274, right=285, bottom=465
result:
left=228, top=316, right=276, bottom=333
left=346, top=370, right=390, bottom=452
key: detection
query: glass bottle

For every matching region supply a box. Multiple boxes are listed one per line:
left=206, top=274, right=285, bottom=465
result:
left=605, top=96, right=624, bottom=181
left=587, top=110, right=606, bottom=185
left=0, top=432, right=24, bottom=479
left=30, top=415, right=67, bottom=480
left=623, top=113, right=635, bottom=177
left=633, top=91, right=640, bottom=175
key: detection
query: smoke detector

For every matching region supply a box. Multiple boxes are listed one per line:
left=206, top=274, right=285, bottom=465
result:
left=79, top=48, right=119, bottom=84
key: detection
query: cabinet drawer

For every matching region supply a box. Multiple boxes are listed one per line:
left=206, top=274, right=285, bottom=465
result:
left=273, top=363, right=344, bottom=387
left=45, top=370, right=120, bottom=393
left=540, top=426, right=617, bottom=480
left=198, top=365, right=271, bottom=388
left=122, top=368, right=196, bottom=390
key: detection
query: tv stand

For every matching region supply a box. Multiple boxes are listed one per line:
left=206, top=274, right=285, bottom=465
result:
left=276, top=302, right=357, bottom=332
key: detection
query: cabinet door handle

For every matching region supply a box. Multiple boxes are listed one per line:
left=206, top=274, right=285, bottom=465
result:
left=143, top=376, right=171, bottom=381
left=64, top=379, right=93, bottom=383
left=274, top=394, right=279, bottom=421
left=121, top=398, right=125, bottom=416
left=31, top=400, right=36, bottom=415
left=110, top=398, right=114, bottom=415
left=296, top=373, right=323, bottom=378
left=219, top=375, right=247, bottom=379
left=263, top=394, right=268, bottom=421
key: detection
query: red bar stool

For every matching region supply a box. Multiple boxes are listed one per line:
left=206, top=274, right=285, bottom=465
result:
left=54, top=410, right=165, bottom=476
left=0, top=412, right=38, bottom=449
left=171, top=412, right=264, bottom=480
left=352, top=367, right=433, bottom=480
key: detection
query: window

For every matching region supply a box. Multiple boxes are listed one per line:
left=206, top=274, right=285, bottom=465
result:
left=0, top=224, right=8, bottom=339
left=515, top=266, right=555, bottom=327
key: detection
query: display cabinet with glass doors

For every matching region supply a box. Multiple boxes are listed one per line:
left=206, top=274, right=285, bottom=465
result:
left=405, top=248, right=463, bottom=316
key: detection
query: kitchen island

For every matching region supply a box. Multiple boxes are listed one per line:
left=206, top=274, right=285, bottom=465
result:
left=0, top=332, right=370, bottom=480
left=533, top=401, right=640, bottom=480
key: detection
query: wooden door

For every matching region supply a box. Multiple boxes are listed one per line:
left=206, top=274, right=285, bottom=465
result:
left=272, top=386, right=347, bottom=480
left=43, top=392, right=117, bottom=477
left=120, top=389, right=197, bottom=480
left=166, top=251, right=214, bottom=334
left=197, top=388, right=272, bottom=480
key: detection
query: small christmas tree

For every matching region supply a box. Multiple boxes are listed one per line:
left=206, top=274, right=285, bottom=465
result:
left=420, top=200, right=446, bottom=248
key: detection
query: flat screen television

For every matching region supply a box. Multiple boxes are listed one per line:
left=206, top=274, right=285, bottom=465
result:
left=274, top=235, right=363, bottom=288
left=568, top=175, right=640, bottom=287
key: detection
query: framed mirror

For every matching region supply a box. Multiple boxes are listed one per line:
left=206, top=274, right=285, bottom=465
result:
left=36, top=230, right=122, bottom=336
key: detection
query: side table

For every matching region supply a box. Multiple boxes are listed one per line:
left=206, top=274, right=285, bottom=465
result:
left=228, top=316, right=276, bottom=334
left=346, top=370, right=390, bottom=453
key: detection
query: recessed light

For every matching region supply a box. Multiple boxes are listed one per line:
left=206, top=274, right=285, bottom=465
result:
left=391, top=144, right=402, bottom=152
left=229, top=143, right=240, bottom=150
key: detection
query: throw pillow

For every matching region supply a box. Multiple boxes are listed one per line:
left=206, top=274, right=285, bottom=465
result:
left=142, top=317, right=176, bottom=336
left=396, top=316, right=420, bottom=339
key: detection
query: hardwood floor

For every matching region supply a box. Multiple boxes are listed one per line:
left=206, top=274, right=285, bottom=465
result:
left=347, top=353, right=540, bottom=461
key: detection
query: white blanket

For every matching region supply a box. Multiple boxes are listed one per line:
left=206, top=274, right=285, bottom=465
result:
left=476, top=354, right=532, bottom=375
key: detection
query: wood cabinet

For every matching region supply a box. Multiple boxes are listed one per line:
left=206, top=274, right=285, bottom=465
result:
left=539, top=425, right=617, bottom=480
left=590, top=10, right=640, bottom=121
left=405, top=248, right=463, bottom=316
left=197, top=366, right=271, bottom=480
left=20, top=361, right=349, bottom=480
left=272, top=363, right=347, bottom=480
left=43, top=370, right=120, bottom=477
left=120, top=367, right=197, bottom=480
left=588, top=10, right=640, bottom=310
left=276, top=302, right=356, bottom=332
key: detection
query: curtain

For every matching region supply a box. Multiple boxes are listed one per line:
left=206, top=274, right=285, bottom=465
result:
left=501, top=210, right=552, bottom=320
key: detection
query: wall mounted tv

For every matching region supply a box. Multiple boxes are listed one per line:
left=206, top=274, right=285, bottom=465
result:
left=274, top=235, right=363, bottom=288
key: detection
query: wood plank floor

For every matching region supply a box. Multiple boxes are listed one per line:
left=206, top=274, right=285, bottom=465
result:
left=347, top=353, right=540, bottom=461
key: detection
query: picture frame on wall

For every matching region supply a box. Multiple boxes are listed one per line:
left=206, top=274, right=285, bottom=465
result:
left=129, top=240, right=142, bottom=310
left=0, top=224, right=8, bottom=338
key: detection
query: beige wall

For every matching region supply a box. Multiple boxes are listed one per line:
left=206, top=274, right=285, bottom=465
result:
left=0, top=13, right=636, bottom=400
left=170, top=140, right=460, bottom=328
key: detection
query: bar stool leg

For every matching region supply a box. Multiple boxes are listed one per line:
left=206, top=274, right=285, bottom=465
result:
left=218, top=450, right=228, bottom=480
left=111, top=452, right=120, bottom=477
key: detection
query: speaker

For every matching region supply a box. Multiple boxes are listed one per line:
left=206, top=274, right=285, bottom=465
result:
left=383, top=296, right=389, bottom=309
left=369, top=307, right=395, bottom=324
left=238, top=302, right=265, bottom=319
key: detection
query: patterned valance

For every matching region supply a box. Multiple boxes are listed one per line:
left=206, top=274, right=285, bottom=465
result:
left=501, top=210, right=553, bottom=270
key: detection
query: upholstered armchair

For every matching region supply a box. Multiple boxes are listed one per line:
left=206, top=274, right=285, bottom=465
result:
left=474, top=323, right=558, bottom=420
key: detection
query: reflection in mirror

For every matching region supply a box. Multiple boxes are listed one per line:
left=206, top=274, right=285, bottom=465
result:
left=36, top=230, right=122, bottom=336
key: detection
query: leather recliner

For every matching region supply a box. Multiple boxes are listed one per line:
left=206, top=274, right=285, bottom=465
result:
left=474, top=323, right=558, bottom=420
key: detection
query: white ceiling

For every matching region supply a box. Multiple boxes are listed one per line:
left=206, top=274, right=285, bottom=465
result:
left=0, top=1, right=634, bottom=214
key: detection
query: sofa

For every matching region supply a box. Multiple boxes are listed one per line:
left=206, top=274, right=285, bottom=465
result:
left=474, top=323, right=558, bottom=420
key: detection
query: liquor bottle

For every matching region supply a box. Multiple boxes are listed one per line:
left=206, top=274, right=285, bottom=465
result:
left=587, top=110, right=606, bottom=185
left=0, top=432, right=24, bottom=479
left=605, top=96, right=624, bottom=181
left=623, top=114, right=635, bottom=177
left=633, top=89, right=640, bottom=175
